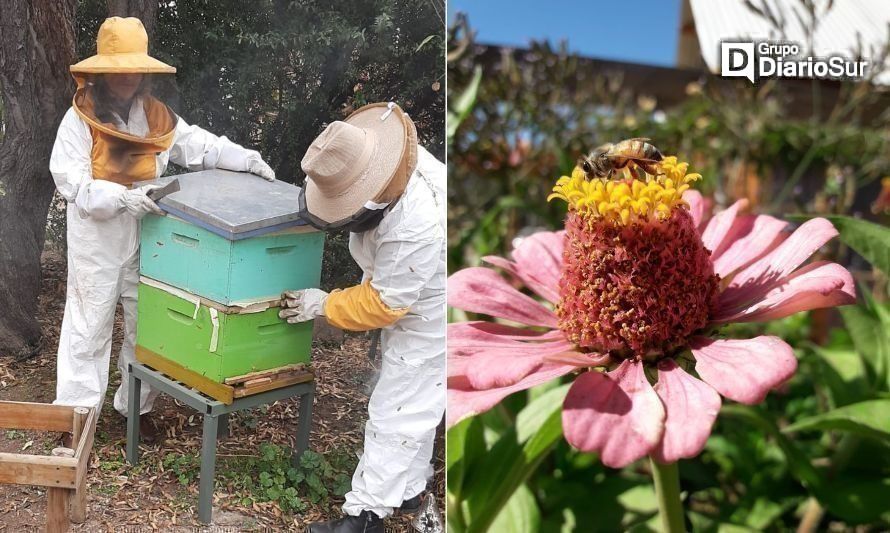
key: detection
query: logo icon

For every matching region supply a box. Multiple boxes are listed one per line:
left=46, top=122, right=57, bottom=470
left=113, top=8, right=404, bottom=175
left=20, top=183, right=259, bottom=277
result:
left=721, top=42, right=756, bottom=83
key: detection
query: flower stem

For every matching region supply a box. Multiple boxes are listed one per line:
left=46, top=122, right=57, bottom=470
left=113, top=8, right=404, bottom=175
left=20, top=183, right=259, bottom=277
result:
left=649, top=456, right=686, bottom=533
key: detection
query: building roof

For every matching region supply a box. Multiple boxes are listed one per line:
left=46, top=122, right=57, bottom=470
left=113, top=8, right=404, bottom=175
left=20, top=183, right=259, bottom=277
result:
left=683, top=0, right=890, bottom=84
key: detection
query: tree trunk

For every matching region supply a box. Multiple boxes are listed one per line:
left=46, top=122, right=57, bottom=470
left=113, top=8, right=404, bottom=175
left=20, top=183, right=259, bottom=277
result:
left=0, top=0, right=77, bottom=359
left=106, top=0, right=158, bottom=43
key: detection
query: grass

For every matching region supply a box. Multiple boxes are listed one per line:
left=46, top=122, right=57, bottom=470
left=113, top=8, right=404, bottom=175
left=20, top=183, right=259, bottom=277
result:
left=4, top=429, right=25, bottom=440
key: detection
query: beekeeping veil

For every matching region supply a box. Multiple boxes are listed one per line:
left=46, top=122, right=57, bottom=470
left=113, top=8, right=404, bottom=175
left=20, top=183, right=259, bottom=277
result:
left=69, top=16, right=179, bottom=185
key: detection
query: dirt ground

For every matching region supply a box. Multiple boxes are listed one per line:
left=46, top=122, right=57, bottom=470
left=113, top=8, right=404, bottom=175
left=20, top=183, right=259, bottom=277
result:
left=0, top=251, right=445, bottom=532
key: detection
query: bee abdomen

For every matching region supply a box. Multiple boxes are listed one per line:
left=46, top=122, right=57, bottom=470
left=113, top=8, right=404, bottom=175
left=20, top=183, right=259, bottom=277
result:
left=643, top=143, right=664, bottom=161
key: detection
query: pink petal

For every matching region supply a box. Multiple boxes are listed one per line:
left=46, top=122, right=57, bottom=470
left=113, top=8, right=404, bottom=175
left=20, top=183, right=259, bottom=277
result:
left=448, top=321, right=564, bottom=342
left=652, top=359, right=721, bottom=463
left=448, top=267, right=558, bottom=328
left=690, top=336, right=797, bottom=405
left=448, top=325, right=569, bottom=355
left=710, top=214, right=789, bottom=278
left=447, top=352, right=543, bottom=390
left=509, top=230, right=566, bottom=301
left=701, top=199, right=747, bottom=254
left=448, top=328, right=577, bottom=389
left=483, top=230, right=566, bottom=304
left=562, top=360, right=665, bottom=468
left=543, top=351, right=611, bottom=367
left=484, top=255, right=560, bottom=303
left=719, top=218, right=839, bottom=310
left=683, top=190, right=705, bottom=231
left=447, top=363, right=576, bottom=428
left=714, top=261, right=855, bottom=323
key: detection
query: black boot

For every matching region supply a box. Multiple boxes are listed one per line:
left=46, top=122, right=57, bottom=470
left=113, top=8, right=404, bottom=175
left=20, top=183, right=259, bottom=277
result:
left=398, top=493, right=423, bottom=514
left=307, top=510, right=383, bottom=533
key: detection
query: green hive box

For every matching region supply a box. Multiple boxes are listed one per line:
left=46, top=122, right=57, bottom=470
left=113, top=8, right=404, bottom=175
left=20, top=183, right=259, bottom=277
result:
left=136, top=279, right=312, bottom=383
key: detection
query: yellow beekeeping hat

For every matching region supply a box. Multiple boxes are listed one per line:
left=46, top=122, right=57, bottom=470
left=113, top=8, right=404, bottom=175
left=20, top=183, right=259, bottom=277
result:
left=70, top=17, right=175, bottom=74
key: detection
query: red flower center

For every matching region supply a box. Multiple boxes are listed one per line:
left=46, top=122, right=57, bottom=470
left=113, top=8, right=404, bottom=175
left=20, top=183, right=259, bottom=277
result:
left=557, top=208, right=719, bottom=360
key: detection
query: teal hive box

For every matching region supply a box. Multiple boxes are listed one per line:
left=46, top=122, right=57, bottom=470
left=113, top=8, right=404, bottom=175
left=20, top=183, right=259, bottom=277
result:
left=137, top=169, right=325, bottom=305
left=140, top=215, right=324, bottom=304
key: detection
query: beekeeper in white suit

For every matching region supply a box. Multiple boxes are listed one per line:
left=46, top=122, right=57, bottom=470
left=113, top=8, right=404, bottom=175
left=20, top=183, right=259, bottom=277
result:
left=280, top=102, right=445, bottom=533
left=50, top=17, right=275, bottom=442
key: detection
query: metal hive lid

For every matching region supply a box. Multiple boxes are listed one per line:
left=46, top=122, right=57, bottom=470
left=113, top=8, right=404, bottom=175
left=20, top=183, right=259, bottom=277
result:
left=137, top=169, right=310, bottom=239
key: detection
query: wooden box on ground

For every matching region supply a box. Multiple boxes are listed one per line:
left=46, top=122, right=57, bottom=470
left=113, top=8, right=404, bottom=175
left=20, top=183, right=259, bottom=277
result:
left=0, top=401, right=97, bottom=533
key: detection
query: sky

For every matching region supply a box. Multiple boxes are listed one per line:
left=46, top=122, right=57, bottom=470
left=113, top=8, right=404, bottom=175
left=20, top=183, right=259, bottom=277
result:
left=448, top=0, right=682, bottom=67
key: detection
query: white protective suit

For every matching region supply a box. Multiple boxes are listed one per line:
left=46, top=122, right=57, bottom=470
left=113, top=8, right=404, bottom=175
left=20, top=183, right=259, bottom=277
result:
left=342, top=147, right=447, bottom=518
left=50, top=98, right=265, bottom=415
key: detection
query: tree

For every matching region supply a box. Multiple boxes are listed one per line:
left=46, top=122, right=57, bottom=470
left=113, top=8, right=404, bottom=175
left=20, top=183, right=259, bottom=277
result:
left=0, top=0, right=78, bottom=358
left=105, top=0, right=158, bottom=41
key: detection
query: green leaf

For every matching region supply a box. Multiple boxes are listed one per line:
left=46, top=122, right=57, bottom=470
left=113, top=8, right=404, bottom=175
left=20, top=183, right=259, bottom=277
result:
left=818, top=475, right=890, bottom=524
left=516, top=384, right=569, bottom=443
left=811, top=346, right=869, bottom=407
left=784, top=399, right=890, bottom=442
left=743, top=497, right=786, bottom=530
left=446, top=416, right=486, bottom=497
left=617, top=484, right=658, bottom=517
left=625, top=513, right=663, bottom=533
left=720, top=405, right=824, bottom=492
left=687, top=512, right=761, bottom=533
left=787, top=214, right=890, bottom=274
left=461, top=387, right=566, bottom=533
left=447, top=66, right=482, bottom=142
left=716, top=525, right=760, bottom=533
left=415, top=34, right=439, bottom=52
left=488, top=484, right=541, bottom=533
left=841, top=303, right=890, bottom=389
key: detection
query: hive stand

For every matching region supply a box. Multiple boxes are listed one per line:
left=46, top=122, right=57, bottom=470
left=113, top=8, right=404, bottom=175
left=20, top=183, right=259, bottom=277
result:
left=0, top=401, right=97, bottom=532
left=125, top=362, right=315, bottom=524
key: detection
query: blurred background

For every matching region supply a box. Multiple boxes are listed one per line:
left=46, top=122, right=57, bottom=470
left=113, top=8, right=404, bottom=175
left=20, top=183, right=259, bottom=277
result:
left=447, top=0, right=890, bottom=531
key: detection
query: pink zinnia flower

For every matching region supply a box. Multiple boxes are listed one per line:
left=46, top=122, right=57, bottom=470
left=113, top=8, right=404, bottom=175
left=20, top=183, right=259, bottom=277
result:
left=447, top=158, right=856, bottom=468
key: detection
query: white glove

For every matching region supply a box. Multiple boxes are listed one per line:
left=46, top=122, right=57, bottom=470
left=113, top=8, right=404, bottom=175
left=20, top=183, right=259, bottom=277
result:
left=279, top=288, right=328, bottom=323
left=247, top=157, right=276, bottom=181
left=121, top=185, right=164, bottom=219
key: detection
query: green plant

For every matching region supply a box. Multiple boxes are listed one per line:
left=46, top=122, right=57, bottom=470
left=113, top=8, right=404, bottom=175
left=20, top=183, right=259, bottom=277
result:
left=224, top=444, right=353, bottom=514
left=321, top=230, right=362, bottom=292
left=162, top=453, right=200, bottom=485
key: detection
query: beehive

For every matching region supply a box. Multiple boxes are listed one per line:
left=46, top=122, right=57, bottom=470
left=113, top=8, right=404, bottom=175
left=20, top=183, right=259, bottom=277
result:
left=135, top=170, right=323, bottom=401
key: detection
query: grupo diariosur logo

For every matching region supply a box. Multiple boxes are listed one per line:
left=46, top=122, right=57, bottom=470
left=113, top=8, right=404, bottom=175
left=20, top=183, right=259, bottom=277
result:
left=720, top=41, right=869, bottom=84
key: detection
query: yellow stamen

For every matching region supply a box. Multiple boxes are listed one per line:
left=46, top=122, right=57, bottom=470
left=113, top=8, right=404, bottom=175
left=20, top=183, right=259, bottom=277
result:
left=548, top=156, right=701, bottom=225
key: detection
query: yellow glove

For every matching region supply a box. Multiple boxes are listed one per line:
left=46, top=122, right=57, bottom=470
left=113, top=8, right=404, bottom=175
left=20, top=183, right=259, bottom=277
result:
left=323, top=281, right=409, bottom=331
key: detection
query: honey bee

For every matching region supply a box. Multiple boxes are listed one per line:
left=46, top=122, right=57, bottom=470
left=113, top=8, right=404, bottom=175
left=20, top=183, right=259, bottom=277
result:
left=579, top=138, right=664, bottom=180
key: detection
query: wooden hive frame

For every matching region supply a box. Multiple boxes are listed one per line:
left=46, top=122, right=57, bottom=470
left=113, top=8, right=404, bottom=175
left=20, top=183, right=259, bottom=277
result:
left=0, top=401, right=97, bottom=533
left=136, top=345, right=314, bottom=404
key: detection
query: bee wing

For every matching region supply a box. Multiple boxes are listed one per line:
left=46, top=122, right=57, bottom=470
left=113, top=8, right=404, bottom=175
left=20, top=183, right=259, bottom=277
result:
left=624, top=137, right=651, bottom=142
left=602, top=154, right=661, bottom=164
